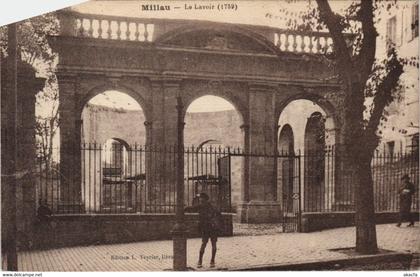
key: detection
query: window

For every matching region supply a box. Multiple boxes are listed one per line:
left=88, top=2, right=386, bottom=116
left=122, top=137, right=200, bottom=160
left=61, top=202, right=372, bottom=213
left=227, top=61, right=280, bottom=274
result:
left=412, top=3, right=419, bottom=39
left=386, top=16, right=397, bottom=48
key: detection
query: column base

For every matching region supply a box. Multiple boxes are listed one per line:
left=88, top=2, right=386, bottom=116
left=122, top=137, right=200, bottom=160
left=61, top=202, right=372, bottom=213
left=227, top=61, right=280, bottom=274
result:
left=236, top=201, right=282, bottom=223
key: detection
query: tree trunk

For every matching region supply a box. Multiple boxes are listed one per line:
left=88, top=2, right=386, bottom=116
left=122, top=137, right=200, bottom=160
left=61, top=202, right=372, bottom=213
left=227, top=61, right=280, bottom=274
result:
left=354, top=153, right=378, bottom=254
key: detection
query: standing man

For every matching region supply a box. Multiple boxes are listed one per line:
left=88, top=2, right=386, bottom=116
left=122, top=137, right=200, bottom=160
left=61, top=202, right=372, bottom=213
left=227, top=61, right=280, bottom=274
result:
left=185, top=192, right=221, bottom=268
left=396, top=174, right=416, bottom=227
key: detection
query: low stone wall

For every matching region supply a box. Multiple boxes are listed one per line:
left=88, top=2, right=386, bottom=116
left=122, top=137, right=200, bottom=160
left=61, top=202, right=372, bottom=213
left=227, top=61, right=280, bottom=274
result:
left=301, top=211, right=420, bottom=232
left=26, top=213, right=233, bottom=251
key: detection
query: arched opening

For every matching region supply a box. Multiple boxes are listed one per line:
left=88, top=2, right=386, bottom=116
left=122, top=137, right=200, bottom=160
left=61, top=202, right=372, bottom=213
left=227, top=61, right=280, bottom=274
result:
left=184, top=95, right=244, bottom=216
left=278, top=99, right=335, bottom=213
left=278, top=124, right=294, bottom=154
left=81, top=90, right=146, bottom=145
left=304, top=112, right=326, bottom=212
left=278, top=124, right=295, bottom=214
left=80, top=90, right=147, bottom=213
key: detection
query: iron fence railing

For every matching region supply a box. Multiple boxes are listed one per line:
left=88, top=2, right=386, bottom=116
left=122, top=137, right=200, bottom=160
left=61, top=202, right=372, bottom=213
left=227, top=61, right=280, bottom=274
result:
left=35, top=144, right=419, bottom=215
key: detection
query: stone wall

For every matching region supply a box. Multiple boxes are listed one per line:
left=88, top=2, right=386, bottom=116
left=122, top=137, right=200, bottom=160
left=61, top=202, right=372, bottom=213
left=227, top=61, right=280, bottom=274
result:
left=27, top=213, right=233, bottom=251
left=82, top=103, right=243, bottom=147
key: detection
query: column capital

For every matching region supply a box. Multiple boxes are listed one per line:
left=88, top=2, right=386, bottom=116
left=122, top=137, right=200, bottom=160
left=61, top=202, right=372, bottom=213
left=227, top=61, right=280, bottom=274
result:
left=240, top=124, right=250, bottom=131
left=56, top=73, right=77, bottom=84
left=144, top=121, right=153, bottom=127
left=176, top=97, right=184, bottom=111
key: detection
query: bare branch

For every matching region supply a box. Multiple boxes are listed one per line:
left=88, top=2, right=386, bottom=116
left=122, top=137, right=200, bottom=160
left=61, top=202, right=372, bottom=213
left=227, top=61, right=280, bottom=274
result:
left=365, top=51, right=404, bottom=151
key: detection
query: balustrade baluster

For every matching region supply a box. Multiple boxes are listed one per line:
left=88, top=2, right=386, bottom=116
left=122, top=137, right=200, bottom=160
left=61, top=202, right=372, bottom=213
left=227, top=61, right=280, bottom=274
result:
left=117, top=21, right=122, bottom=39
left=88, top=19, right=93, bottom=37
left=107, top=20, right=112, bottom=39
left=126, top=22, right=130, bottom=40
left=327, top=37, right=333, bottom=53
left=135, top=23, right=140, bottom=41
left=274, top=33, right=279, bottom=47
left=292, top=34, right=297, bottom=52
left=301, top=36, right=306, bottom=52
left=98, top=19, right=103, bottom=39
left=79, top=18, right=85, bottom=37
left=308, top=36, right=314, bottom=53
left=144, top=24, right=149, bottom=42
left=315, top=37, right=321, bottom=53
left=284, top=33, right=290, bottom=52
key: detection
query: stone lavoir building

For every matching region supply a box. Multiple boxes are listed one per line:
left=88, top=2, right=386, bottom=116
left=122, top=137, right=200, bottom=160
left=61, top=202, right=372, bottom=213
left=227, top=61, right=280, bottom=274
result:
left=31, top=4, right=348, bottom=248
left=6, top=1, right=418, bottom=250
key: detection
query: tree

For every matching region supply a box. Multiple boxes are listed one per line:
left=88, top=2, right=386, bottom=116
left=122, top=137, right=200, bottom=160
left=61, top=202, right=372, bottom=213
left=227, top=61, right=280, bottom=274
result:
left=0, top=13, right=59, bottom=166
left=282, top=0, right=417, bottom=253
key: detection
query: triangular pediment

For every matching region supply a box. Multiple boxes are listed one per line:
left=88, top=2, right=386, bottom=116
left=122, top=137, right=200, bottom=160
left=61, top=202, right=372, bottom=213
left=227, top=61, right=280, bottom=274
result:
left=158, top=29, right=275, bottom=54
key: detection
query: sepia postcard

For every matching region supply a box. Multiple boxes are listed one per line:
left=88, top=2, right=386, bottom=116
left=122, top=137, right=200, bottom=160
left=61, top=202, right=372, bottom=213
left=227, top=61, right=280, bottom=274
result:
left=0, top=0, right=419, bottom=274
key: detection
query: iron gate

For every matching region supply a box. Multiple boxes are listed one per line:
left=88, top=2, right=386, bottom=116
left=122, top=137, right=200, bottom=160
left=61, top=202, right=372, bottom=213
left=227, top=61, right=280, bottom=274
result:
left=278, top=154, right=301, bottom=232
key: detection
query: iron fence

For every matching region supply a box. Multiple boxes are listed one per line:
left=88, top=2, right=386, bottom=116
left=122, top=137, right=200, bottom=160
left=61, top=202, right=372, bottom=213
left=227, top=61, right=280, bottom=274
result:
left=36, top=144, right=419, bottom=216
left=301, top=147, right=419, bottom=213
left=36, top=143, right=238, bottom=214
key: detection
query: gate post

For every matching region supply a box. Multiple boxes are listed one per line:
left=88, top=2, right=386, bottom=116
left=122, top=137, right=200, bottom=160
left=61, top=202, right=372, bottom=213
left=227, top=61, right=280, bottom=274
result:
left=58, top=75, right=83, bottom=212
left=172, top=96, right=187, bottom=271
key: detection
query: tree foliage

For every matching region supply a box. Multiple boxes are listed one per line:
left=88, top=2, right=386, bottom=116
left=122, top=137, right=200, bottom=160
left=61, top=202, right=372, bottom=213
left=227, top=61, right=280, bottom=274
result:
left=281, top=0, right=418, bottom=253
left=0, top=13, right=59, bottom=165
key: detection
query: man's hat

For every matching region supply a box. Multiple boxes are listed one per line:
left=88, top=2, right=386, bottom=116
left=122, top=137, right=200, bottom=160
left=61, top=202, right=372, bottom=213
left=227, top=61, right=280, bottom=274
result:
left=401, top=174, right=410, bottom=180
left=198, top=192, right=209, bottom=200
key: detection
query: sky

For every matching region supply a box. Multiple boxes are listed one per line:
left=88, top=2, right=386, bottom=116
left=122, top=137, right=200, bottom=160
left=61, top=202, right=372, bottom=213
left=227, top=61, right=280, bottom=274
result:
left=70, top=0, right=352, bottom=29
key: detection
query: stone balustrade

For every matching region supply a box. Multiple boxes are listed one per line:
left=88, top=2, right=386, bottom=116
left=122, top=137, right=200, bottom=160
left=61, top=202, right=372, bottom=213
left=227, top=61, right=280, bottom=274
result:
left=58, top=11, right=347, bottom=54
left=274, top=31, right=334, bottom=54
left=59, top=11, right=155, bottom=42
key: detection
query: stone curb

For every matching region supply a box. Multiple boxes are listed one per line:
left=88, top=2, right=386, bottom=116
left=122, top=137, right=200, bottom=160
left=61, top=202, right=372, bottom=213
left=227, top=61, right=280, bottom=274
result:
left=224, top=252, right=413, bottom=271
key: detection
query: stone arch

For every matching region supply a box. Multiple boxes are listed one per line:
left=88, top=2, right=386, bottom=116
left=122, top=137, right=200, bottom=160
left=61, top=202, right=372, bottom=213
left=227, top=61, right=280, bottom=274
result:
left=103, top=137, right=130, bottom=169
left=275, top=92, right=338, bottom=129
left=197, top=139, right=222, bottom=150
left=278, top=124, right=295, bottom=154
left=182, top=89, right=246, bottom=213
left=277, top=124, right=296, bottom=212
left=304, top=112, right=326, bottom=155
left=109, top=137, right=132, bottom=151
left=80, top=83, right=151, bottom=145
left=304, top=112, right=327, bottom=212
left=276, top=92, right=338, bottom=150
left=277, top=93, right=338, bottom=213
left=155, top=23, right=282, bottom=56
left=183, top=93, right=245, bottom=149
left=181, top=81, right=247, bottom=126
left=79, top=82, right=152, bottom=123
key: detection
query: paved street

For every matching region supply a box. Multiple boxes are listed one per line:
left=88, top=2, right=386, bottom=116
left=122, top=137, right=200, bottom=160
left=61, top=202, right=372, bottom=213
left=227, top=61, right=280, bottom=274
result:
left=13, top=223, right=420, bottom=271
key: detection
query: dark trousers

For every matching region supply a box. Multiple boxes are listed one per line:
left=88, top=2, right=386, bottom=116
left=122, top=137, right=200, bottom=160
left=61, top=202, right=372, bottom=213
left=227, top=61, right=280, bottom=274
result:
left=398, top=210, right=414, bottom=224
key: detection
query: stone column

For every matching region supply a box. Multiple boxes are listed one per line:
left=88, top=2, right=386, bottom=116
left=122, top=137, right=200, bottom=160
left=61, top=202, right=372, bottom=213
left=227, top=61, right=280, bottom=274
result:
left=1, top=57, right=45, bottom=250
left=324, top=125, right=337, bottom=211
left=237, top=84, right=281, bottom=223
left=17, top=69, right=45, bottom=248
left=58, top=75, right=83, bottom=212
left=146, top=79, right=180, bottom=212
left=150, top=80, right=165, bottom=146
left=274, top=124, right=281, bottom=202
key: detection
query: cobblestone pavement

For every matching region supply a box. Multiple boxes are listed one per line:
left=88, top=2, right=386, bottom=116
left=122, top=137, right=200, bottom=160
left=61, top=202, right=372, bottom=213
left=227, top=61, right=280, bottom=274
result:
left=15, top=223, right=420, bottom=271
